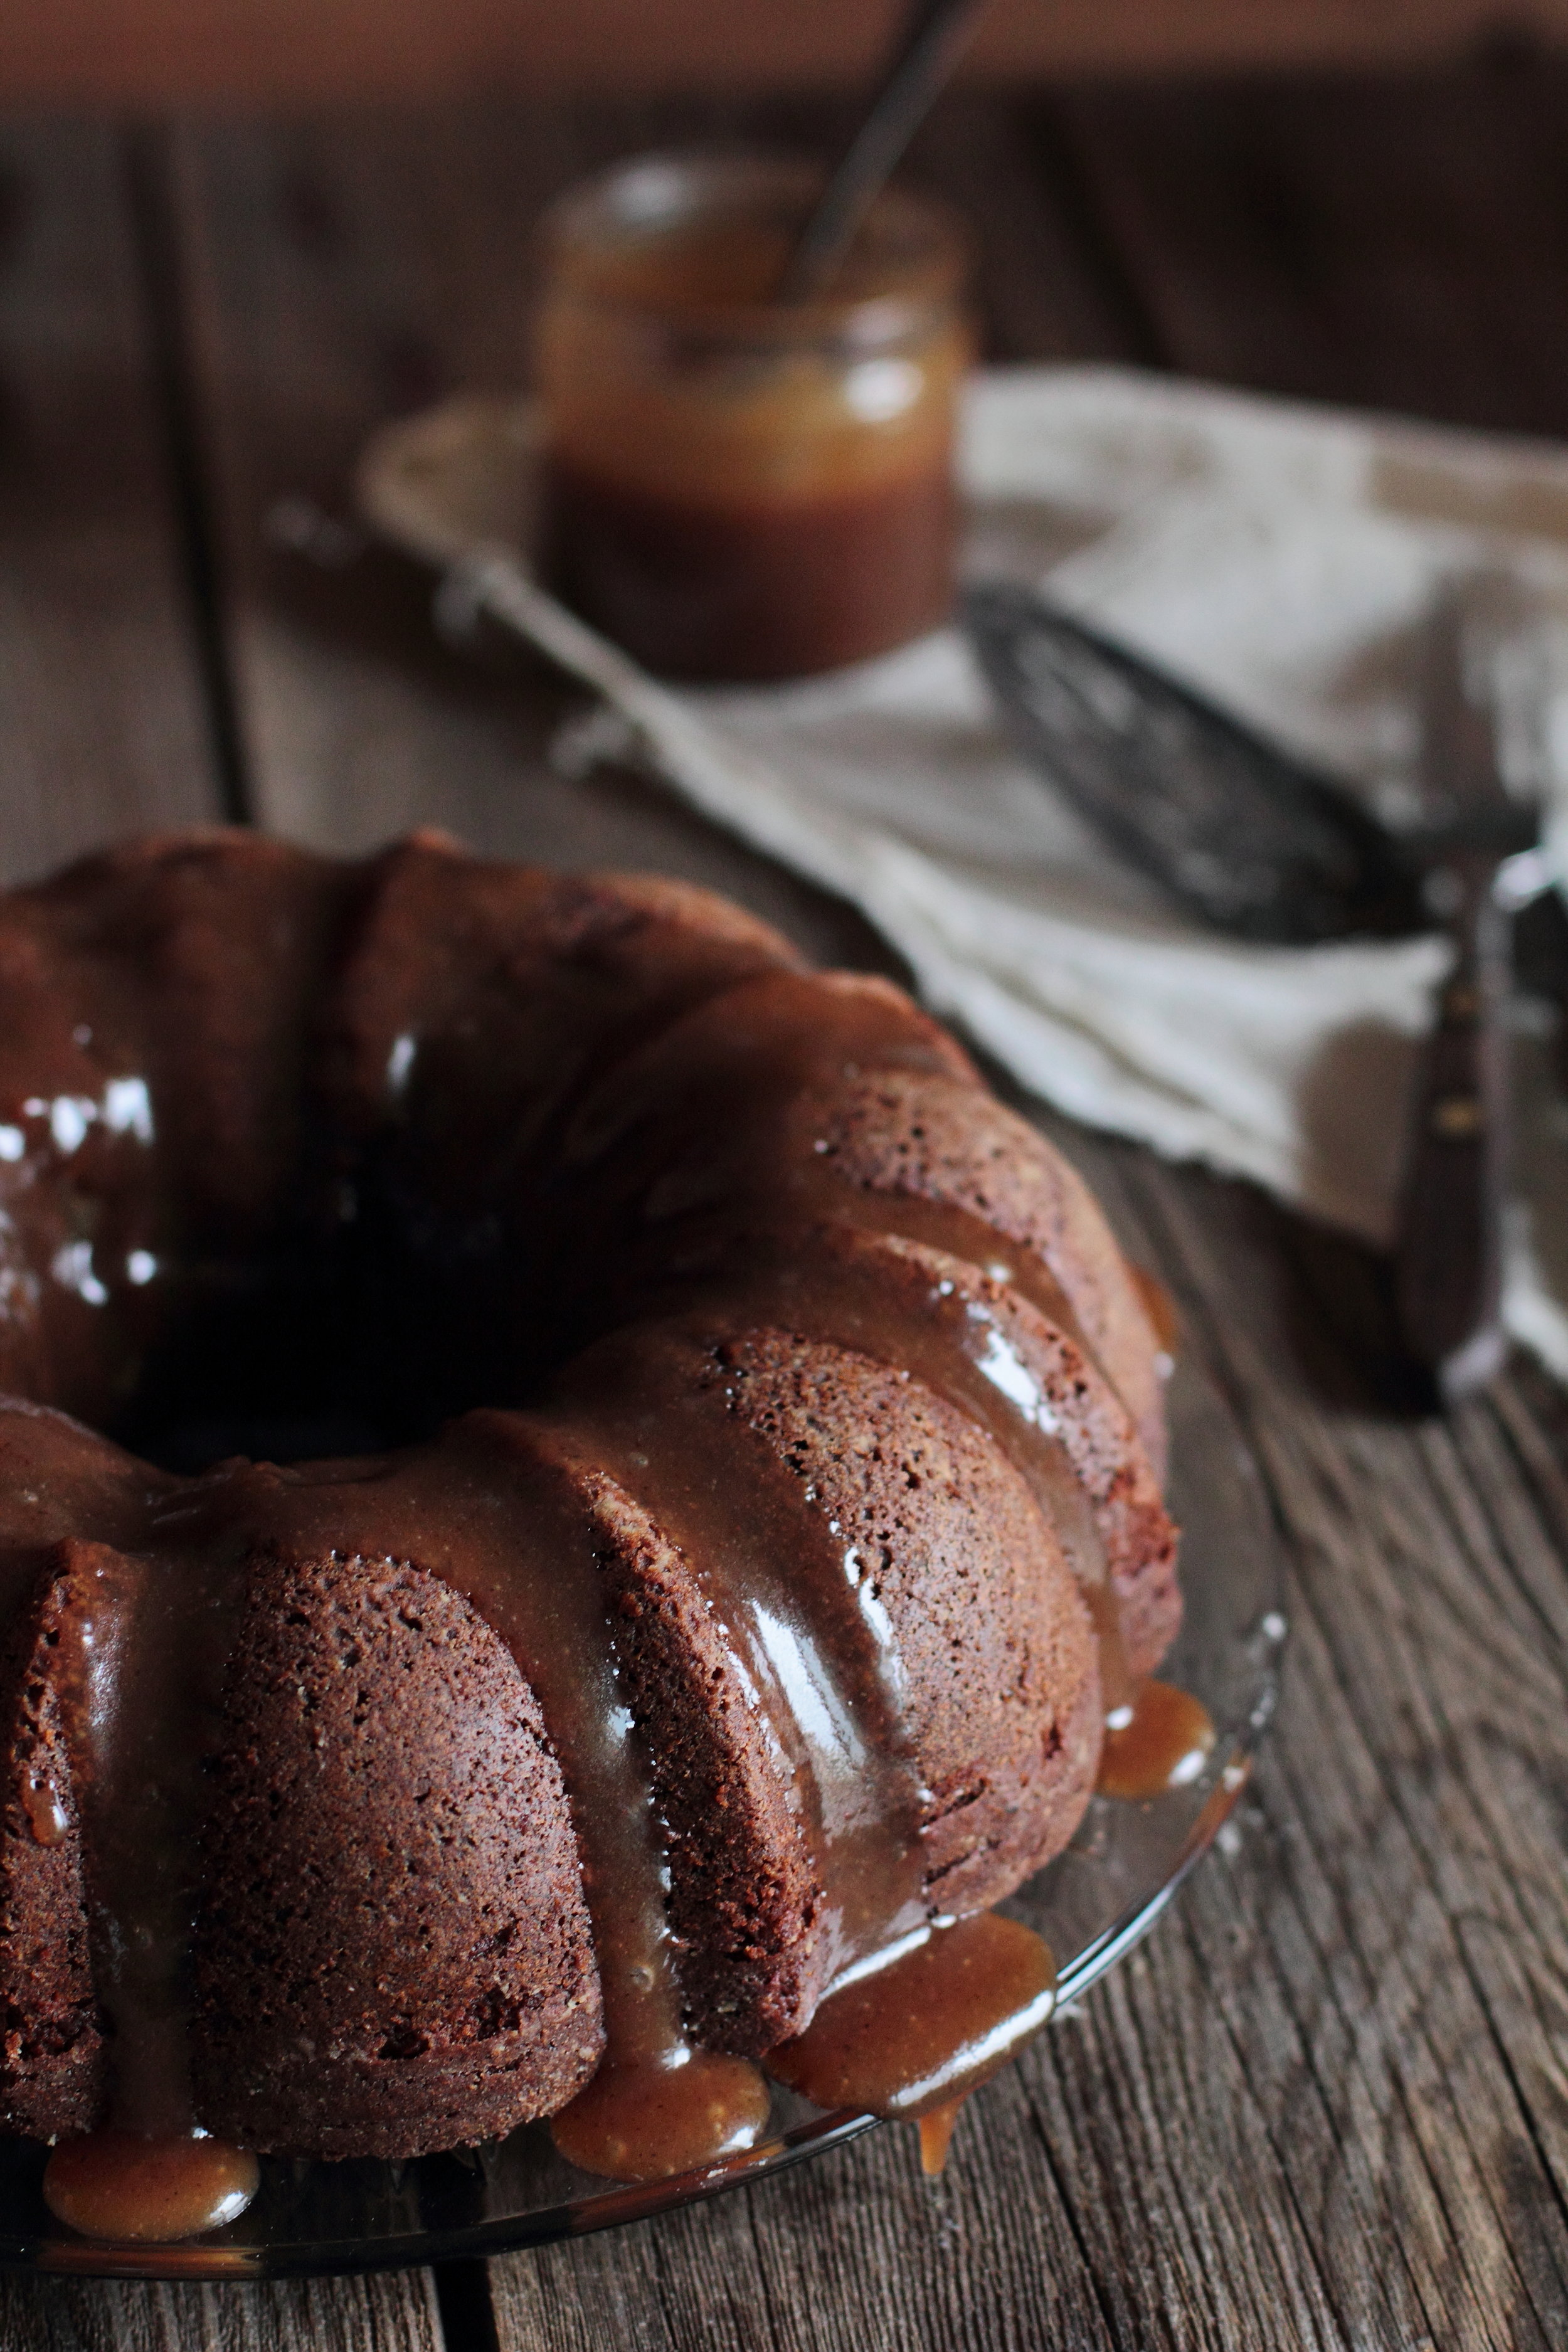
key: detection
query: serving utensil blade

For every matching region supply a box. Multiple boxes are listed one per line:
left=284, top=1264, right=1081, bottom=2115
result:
left=961, top=581, right=1421, bottom=944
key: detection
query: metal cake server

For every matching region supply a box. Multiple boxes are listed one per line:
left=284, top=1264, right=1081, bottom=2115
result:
left=963, top=580, right=1439, bottom=943
left=962, top=576, right=1554, bottom=1401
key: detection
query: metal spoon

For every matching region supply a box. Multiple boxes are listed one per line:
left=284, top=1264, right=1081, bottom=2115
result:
left=776, top=0, right=992, bottom=300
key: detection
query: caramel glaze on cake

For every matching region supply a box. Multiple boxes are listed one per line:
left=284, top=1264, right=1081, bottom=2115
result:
left=0, top=830, right=1179, bottom=2187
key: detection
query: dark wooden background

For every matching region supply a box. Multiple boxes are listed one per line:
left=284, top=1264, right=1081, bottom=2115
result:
left=4, top=0, right=1550, bottom=112
left=4, top=49, right=1568, bottom=2349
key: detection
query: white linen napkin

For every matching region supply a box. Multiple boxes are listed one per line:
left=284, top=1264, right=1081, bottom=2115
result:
left=361, top=368, right=1568, bottom=1380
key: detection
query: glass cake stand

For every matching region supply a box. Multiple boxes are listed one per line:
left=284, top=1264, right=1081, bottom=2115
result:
left=0, top=1357, right=1285, bottom=2279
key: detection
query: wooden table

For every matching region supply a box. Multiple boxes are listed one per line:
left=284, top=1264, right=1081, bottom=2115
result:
left=4, top=53, right=1568, bottom=2351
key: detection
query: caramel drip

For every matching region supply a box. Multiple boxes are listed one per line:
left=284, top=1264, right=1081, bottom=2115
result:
left=917, top=2096, right=963, bottom=2176
left=1130, top=1264, right=1180, bottom=1360
left=766, top=1912, right=1056, bottom=2121
left=648, top=1236, right=1138, bottom=1724
left=540, top=1334, right=931, bottom=1987
left=50, top=1534, right=228, bottom=2140
left=42, top=1518, right=260, bottom=2242
left=252, top=1433, right=775, bottom=2185
left=1083, top=1586, right=1138, bottom=1726
left=549, top=2049, right=771, bottom=2185
left=21, top=1772, right=68, bottom=1847
left=409, top=1435, right=685, bottom=2080
left=786, top=1180, right=1121, bottom=1408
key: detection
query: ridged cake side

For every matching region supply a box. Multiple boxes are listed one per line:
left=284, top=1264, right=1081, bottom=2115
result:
left=190, top=1551, right=601, bottom=2160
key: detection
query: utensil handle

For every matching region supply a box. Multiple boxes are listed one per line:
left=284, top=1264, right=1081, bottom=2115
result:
left=1394, top=867, right=1511, bottom=1400
left=777, top=0, right=988, bottom=299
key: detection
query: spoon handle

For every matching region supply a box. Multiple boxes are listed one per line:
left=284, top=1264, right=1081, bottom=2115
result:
left=778, top=0, right=989, bottom=300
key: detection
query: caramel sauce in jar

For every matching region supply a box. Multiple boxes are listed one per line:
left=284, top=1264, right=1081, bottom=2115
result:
left=535, top=154, right=971, bottom=680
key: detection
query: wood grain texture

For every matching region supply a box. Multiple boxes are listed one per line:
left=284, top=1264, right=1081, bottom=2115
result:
left=1097, top=1142, right=1568, bottom=2350
left=0, top=2269, right=442, bottom=2351
left=4, top=0, right=1563, bottom=111
left=1050, top=51, right=1568, bottom=437
left=20, top=65, right=1568, bottom=2352
left=0, top=120, right=218, bottom=884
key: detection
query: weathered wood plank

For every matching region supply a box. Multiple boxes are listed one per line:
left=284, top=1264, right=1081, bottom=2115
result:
left=0, top=120, right=217, bottom=883
left=490, top=2092, right=1122, bottom=2352
left=3, top=0, right=1557, bottom=113
left=0, top=2269, right=443, bottom=2351
left=1049, top=52, right=1568, bottom=435
left=1113, top=1146, right=1568, bottom=2350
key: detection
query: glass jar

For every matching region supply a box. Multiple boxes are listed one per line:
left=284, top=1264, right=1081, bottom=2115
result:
left=534, top=151, right=972, bottom=682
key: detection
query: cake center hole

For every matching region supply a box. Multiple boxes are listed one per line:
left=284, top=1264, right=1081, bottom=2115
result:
left=113, top=1220, right=554, bottom=1472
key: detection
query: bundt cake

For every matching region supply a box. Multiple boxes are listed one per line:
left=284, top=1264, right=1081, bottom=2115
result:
left=0, top=829, right=1182, bottom=2225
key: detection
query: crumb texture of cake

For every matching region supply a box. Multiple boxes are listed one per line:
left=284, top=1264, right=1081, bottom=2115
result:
left=190, top=1550, right=602, bottom=2160
left=0, top=830, right=1178, bottom=2174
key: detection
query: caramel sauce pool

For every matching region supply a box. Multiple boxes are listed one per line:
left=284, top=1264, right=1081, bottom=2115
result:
left=43, top=2132, right=258, bottom=2244
left=766, top=1914, right=1056, bottom=2126
left=1098, top=1679, right=1216, bottom=1803
left=550, top=2052, right=771, bottom=2185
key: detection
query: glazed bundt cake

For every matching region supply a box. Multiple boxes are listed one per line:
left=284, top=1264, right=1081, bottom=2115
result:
left=0, top=830, right=1180, bottom=2213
